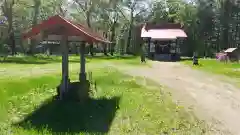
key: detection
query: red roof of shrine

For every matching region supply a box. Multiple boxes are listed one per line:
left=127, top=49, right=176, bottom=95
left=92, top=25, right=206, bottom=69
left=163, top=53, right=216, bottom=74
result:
left=141, top=23, right=187, bottom=39
left=22, top=15, right=111, bottom=44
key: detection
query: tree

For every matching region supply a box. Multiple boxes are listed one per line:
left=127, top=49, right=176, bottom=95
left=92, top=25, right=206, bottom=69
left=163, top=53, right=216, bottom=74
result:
left=121, top=0, right=147, bottom=54
left=73, top=0, right=96, bottom=56
left=0, top=0, right=238, bottom=57
left=1, top=0, right=16, bottom=55
left=28, top=0, right=41, bottom=55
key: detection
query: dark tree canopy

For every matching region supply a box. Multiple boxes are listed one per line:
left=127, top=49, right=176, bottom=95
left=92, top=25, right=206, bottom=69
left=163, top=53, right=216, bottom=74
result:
left=0, top=0, right=239, bottom=57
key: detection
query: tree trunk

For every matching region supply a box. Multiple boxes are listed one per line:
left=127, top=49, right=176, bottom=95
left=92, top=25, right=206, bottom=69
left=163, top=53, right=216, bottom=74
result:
left=4, top=0, right=16, bottom=55
left=126, top=10, right=134, bottom=54
left=86, top=11, right=94, bottom=56
left=8, top=18, right=15, bottom=55
left=221, top=0, right=231, bottom=50
left=103, top=32, right=108, bottom=56
left=110, top=21, right=117, bottom=56
left=19, top=38, right=26, bottom=54
left=9, top=32, right=15, bottom=55
left=30, top=0, right=41, bottom=55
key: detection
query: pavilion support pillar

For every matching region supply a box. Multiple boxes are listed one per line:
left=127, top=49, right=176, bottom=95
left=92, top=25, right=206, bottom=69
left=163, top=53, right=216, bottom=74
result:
left=79, top=41, right=86, bottom=81
left=60, top=35, right=70, bottom=99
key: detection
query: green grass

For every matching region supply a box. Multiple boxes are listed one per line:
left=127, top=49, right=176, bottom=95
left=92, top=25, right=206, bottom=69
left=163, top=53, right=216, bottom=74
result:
left=0, top=56, right=207, bottom=134
left=183, top=59, right=240, bottom=78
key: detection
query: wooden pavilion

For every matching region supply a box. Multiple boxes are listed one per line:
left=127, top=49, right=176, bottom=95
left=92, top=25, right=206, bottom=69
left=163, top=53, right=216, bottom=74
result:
left=141, top=23, right=187, bottom=61
left=22, top=15, right=111, bottom=100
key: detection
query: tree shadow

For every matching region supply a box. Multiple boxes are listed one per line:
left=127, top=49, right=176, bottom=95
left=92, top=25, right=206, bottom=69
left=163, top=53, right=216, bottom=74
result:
left=152, top=59, right=179, bottom=62
left=0, top=54, right=137, bottom=65
left=14, top=95, right=120, bottom=134
left=0, top=56, right=81, bottom=64
left=86, top=55, right=138, bottom=60
left=0, top=58, right=50, bottom=64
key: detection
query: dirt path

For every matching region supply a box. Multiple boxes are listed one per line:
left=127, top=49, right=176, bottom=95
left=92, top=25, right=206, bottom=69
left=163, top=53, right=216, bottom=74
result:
left=108, top=61, right=240, bottom=135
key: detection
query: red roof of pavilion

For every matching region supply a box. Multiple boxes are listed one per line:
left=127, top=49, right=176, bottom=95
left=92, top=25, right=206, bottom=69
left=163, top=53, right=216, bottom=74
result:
left=22, top=15, right=111, bottom=44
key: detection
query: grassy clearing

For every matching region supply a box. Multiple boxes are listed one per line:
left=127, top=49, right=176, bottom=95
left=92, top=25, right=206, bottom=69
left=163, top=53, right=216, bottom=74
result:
left=0, top=56, right=207, bottom=134
left=182, top=59, right=240, bottom=78
left=0, top=55, right=148, bottom=79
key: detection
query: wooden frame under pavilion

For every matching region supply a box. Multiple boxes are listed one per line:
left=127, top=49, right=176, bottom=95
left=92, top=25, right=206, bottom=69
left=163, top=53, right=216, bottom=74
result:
left=22, top=15, right=111, bottom=100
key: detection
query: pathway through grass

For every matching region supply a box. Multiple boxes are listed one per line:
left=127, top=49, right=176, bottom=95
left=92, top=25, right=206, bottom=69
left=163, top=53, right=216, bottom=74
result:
left=0, top=57, right=207, bottom=135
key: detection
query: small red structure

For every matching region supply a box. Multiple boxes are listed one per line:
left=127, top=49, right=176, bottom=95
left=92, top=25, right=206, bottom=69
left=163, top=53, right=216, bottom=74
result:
left=22, top=15, right=110, bottom=99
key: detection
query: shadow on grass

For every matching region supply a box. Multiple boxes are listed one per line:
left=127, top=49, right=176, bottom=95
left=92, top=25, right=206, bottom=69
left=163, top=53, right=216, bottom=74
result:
left=0, top=55, right=137, bottom=65
left=151, top=59, right=179, bottom=62
left=0, top=56, right=81, bottom=64
left=86, top=55, right=138, bottom=60
left=15, top=96, right=120, bottom=134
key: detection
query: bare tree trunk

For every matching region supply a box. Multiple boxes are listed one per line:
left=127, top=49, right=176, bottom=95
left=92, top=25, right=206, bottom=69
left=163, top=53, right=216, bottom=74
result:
left=103, top=32, right=108, bottom=56
left=220, top=0, right=231, bottom=50
left=8, top=15, right=15, bottom=55
left=110, top=21, right=117, bottom=56
left=2, top=0, right=16, bottom=55
left=9, top=32, right=15, bottom=55
left=29, top=0, right=41, bottom=55
left=19, top=38, right=26, bottom=54
left=74, top=0, right=94, bottom=56
left=126, top=9, right=133, bottom=54
left=86, top=10, right=94, bottom=56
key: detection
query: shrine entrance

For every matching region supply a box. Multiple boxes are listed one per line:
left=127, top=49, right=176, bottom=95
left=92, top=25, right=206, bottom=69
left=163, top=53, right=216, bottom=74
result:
left=141, top=23, right=187, bottom=61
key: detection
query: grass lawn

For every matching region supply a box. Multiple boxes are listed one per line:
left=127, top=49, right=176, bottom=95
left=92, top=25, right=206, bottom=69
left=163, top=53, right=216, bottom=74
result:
left=182, top=59, right=240, bottom=78
left=0, top=55, right=207, bottom=135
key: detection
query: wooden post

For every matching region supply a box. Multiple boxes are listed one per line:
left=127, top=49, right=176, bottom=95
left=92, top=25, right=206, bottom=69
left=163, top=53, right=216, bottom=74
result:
left=147, top=37, right=151, bottom=59
left=176, top=38, right=179, bottom=53
left=79, top=41, right=86, bottom=81
left=140, top=41, right=146, bottom=63
left=60, top=34, right=69, bottom=99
